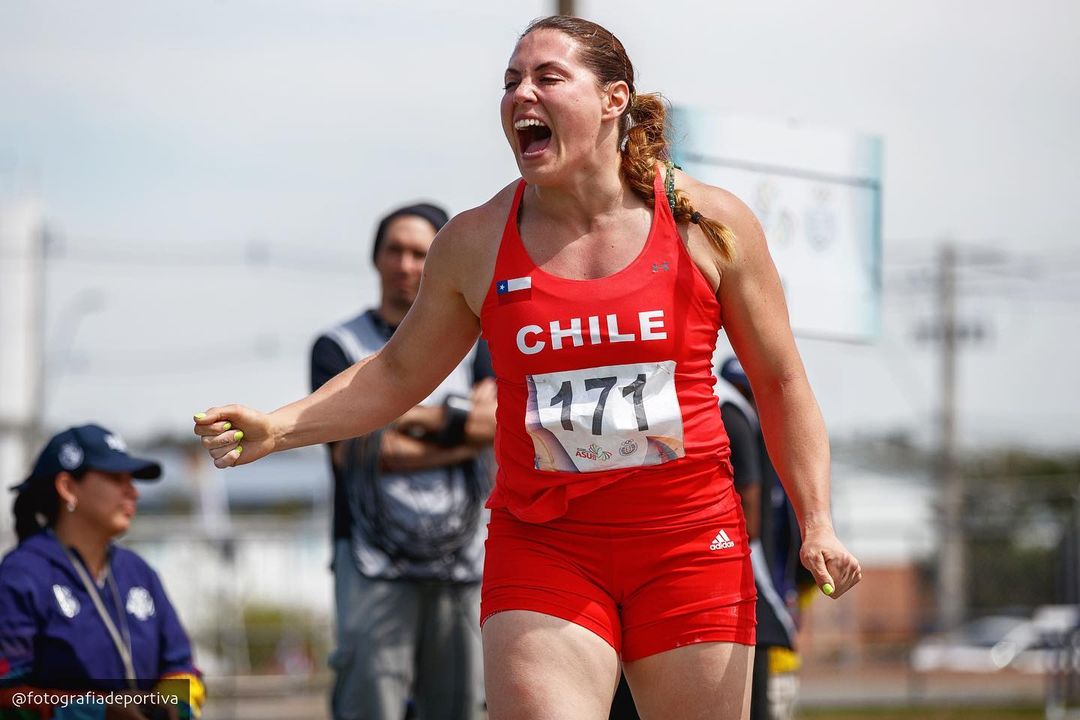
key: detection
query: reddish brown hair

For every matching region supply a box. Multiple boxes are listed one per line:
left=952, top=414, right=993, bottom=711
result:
left=521, top=16, right=735, bottom=260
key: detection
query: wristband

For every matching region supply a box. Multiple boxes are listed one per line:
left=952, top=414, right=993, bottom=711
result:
left=437, top=394, right=473, bottom=447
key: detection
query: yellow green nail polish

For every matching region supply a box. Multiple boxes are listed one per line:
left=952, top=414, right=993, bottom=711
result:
left=223, top=422, right=232, bottom=431
left=235, top=446, right=243, bottom=455
left=234, top=431, right=244, bottom=442
left=822, top=583, right=835, bottom=596
left=194, top=413, right=206, bottom=420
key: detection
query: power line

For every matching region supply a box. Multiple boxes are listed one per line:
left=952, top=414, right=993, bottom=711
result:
left=0, top=237, right=369, bottom=276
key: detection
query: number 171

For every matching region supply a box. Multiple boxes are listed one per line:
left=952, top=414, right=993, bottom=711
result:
left=549, top=373, right=648, bottom=436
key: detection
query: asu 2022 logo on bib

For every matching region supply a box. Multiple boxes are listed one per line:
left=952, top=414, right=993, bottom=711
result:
left=525, top=360, right=685, bottom=473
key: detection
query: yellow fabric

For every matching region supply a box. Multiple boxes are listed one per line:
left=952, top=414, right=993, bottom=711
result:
left=156, top=673, right=206, bottom=718
left=768, top=646, right=801, bottom=674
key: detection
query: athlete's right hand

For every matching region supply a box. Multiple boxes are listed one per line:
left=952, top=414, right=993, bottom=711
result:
left=193, top=405, right=276, bottom=468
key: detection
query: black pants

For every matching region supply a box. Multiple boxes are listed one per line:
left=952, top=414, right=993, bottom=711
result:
left=749, top=643, right=769, bottom=720
left=609, top=675, right=640, bottom=720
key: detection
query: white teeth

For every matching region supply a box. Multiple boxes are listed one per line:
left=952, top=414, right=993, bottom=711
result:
left=514, top=118, right=548, bottom=130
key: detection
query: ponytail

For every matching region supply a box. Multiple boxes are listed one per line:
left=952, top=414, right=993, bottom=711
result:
left=619, top=94, right=736, bottom=262
left=12, top=474, right=68, bottom=543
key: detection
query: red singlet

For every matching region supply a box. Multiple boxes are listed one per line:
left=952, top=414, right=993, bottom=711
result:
left=478, top=170, right=756, bottom=657
left=478, top=170, right=756, bottom=658
left=480, top=170, right=732, bottom=523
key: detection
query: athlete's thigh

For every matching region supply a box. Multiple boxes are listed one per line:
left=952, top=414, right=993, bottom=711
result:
left=482, top=610, right=620, bottom=720
left=622, top=642, right=754, bottom=720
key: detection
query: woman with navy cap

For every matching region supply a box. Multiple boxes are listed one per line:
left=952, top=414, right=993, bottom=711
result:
left=0, top=424, right=204, bottom=719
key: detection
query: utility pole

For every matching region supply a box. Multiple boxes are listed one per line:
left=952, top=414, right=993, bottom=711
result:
left=557, top=0, right=575, bottom=16
left=936, top=243, right=965, bottom=632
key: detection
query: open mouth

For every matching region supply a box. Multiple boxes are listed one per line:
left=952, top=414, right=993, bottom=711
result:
left=514, top=118, right=552, bottom=158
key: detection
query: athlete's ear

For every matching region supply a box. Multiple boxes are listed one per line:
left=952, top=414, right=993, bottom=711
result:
left=602, top=80, right=631, bottom=123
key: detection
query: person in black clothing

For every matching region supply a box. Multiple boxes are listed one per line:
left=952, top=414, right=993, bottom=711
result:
left=310, top=202, right=496, bottom=720
left=720, top=357, right=812, bottom=720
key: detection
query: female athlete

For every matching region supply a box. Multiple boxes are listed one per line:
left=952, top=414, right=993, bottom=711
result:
left=194, top=16, right=861, bottom=720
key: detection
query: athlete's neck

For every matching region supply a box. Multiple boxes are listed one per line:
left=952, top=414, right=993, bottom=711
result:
left=528, top=160, right=640, bottom=232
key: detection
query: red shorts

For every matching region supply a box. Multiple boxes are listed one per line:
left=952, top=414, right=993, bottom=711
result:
left=480, top=460, right=757, bottom=661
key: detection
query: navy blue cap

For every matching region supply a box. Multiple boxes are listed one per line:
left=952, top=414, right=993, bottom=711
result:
left=11, top=424, right=162, bottom=493
left=719, top=357, right=752, bottom=397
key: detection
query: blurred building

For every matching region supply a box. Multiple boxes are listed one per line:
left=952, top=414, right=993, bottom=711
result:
left=801, top=454, right=936, bottom=665
left=0, top=197, right=44, bottom=551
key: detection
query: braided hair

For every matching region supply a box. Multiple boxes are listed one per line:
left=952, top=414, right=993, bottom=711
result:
left=520, top=16, right=735, bottom=261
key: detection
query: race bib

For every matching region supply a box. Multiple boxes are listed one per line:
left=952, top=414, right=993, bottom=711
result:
left=525, top=361, right=685, bottom=473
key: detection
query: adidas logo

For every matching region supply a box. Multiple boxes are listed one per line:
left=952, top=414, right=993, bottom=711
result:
left=710, top=529, right=735, bottom=551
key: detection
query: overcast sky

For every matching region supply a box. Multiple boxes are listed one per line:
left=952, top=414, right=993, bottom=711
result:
left=2, top=0, right=1078, bottom=452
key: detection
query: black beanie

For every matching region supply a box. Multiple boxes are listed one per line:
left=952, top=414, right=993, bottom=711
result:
left=371, top=203, right=450, bottom=264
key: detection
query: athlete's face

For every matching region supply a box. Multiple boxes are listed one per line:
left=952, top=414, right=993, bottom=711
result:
left=61, top=470, right=140, bottom=537
left=502, top=30, right=626, bottom=184
left=374, top=216, right=435, bottom=311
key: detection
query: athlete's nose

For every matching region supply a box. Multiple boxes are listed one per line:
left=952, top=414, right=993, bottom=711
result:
left=513, top=78, right=539, bottom=105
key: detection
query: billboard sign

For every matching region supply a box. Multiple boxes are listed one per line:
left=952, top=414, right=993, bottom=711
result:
left=670, top=108, right=883, bottom=342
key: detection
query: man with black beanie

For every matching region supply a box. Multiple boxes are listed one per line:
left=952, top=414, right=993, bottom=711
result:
left=311, top=202, right=495, bottom=720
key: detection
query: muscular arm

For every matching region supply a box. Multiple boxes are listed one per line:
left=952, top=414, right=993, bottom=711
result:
left=287, top=256, right=478, bottom=449
left=713, top=197, right=832, bottom=539
left=680, top=173, right=861, bottom=597
left=200, top=208, right=500, bottom=468
left=311, top=337, right=480, bottom=473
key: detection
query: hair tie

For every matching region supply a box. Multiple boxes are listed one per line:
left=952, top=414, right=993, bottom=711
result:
left=664, top=161, right=677, bottom=212
left=690, top=211, right=702, bottom=225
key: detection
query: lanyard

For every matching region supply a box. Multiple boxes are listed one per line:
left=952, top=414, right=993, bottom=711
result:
left=62, top=546, right=138, bottom=688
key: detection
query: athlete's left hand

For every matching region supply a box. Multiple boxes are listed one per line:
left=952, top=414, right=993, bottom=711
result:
left=800, top=527, right=862, bottom=599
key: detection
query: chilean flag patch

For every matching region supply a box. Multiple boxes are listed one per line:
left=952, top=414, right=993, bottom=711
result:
left=497, top=276, right=532, bottom=294
left=496, top=275, right=532, bottom=305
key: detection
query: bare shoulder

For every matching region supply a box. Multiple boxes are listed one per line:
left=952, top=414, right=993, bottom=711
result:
left=673, top=169, right=766, bottom=259
left=438, top=181, right=518, bottom=254
left=668, top=169, right=769, bottom=295
left=428, top=180, right=520, bottom=313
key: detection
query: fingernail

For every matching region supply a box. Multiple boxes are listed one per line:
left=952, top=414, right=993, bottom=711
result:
left=822, top=583, right=835, bottom=596
left=234, top=431, right=244, bottom=442
left=235, top=446, right=243, bottom=455
left=223, top=422, right=232, bottom=431
left=194, top=413, right=206, bottom=421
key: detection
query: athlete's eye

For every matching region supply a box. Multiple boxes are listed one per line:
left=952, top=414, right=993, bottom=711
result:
left=502, top=80, right=519, bottom=91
